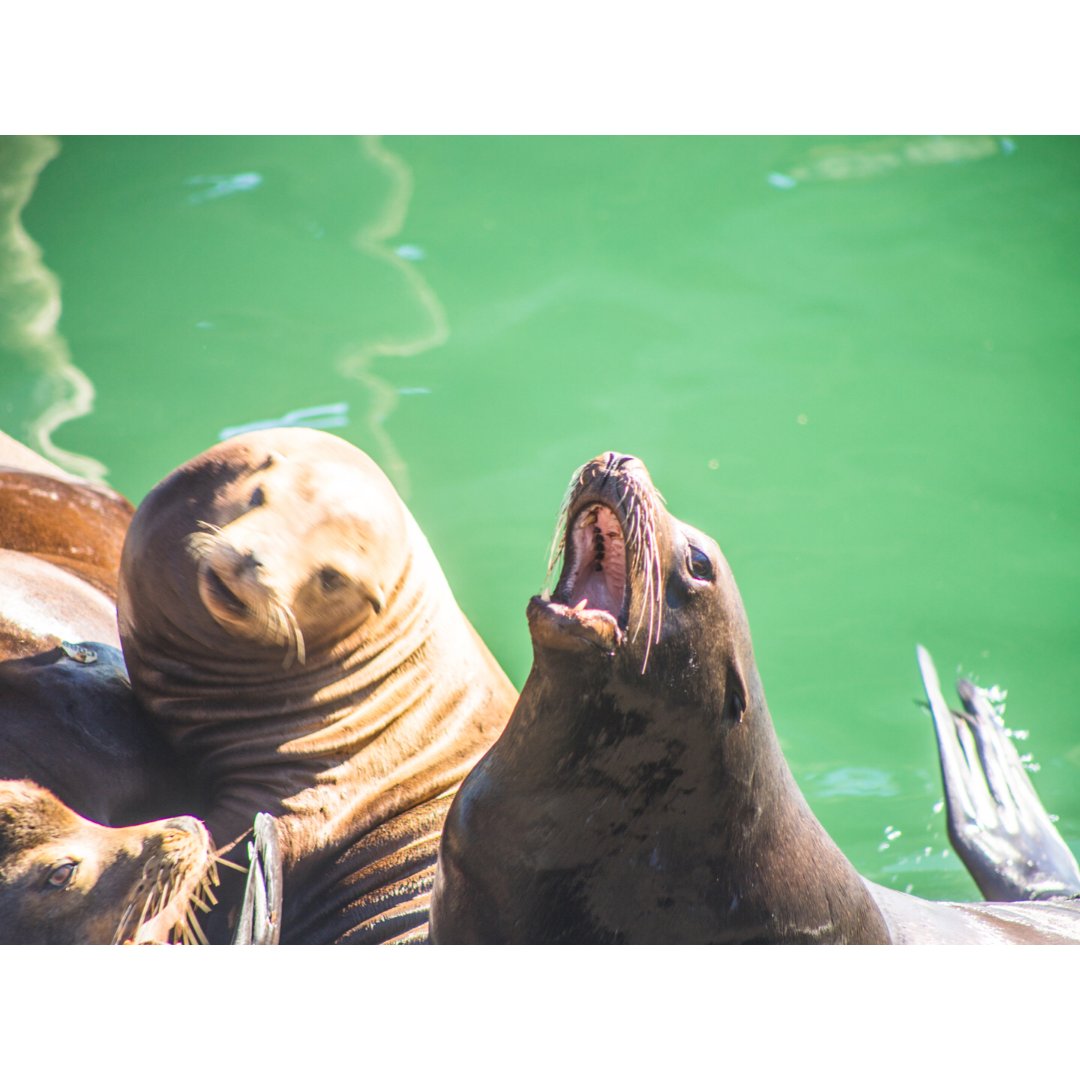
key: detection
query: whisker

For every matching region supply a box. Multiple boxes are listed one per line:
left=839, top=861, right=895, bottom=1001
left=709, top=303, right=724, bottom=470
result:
left=187, top=910, right=210, bottom=946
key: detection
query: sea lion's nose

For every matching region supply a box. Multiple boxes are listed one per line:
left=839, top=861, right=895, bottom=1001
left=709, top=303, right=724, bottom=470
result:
left=599, top=451, right=638, bottom=471
left=239, top=551, right=263, bottom=574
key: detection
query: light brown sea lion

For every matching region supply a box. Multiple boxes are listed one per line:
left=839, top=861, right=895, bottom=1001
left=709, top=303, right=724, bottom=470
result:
left=0, top=469, right=134, bottom=601
left=0, top=779, right=216, bottom=944
left=118, top=427, right=517, bottom=944
left=430, top=452, right=1080, bottom=944
left=0, top=430, right=134, bottom=601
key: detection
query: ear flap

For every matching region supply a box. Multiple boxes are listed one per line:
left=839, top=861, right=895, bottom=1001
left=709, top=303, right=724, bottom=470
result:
left=724, top=662, right=747, bottom=724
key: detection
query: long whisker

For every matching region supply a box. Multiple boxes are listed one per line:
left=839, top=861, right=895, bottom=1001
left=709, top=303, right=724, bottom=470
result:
left=544, top=463, right=588, bottom=596
left=264, top=594, right=306, bottom=667
left=551, top=462, right=667, bottom=674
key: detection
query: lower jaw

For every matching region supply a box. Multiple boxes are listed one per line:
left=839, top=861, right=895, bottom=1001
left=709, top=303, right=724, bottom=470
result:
left=527, top=595, right=624, bottom=655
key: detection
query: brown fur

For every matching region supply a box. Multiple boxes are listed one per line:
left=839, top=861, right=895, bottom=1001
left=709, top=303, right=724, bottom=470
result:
left=0, top=468, right=133, bottom=601
left=119, top=428, right=517, bottom=943
left=0, top=780, right=213, bottom=945
left=0, top=431, right=189, bottom=829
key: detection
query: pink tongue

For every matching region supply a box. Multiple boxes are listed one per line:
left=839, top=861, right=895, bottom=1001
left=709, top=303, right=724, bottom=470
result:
left=571, top=571, right=619, bottom=614
left=565, top=504, right=626, bottom=616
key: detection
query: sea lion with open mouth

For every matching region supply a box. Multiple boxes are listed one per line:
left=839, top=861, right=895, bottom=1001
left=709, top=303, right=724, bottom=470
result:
left=0, top=780, right=218, bottom=945
left=118, top=427, right=517, bottom=944
left=430, top=452, right=1080, bottom=944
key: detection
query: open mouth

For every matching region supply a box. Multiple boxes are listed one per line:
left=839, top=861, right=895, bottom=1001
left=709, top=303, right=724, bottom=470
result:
left=558, top=503, right=628, bottom=620
left=532, top=500, right=630, bottom=653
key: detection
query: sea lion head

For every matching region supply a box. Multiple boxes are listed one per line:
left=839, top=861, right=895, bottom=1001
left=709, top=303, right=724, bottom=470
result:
left=0, top=780, right=216, bottom=944
left=530, top=450, right=755, bottom=725
left=119, top=428, right=409, bottom=667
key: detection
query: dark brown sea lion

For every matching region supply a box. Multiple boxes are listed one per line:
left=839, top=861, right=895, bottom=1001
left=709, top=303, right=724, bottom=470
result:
left=0, top=779, right=216, bottom=944
left=0, top=628, right=188, bottom=829
left=0, top=431, right=189, bottom=828
left=118, top=427, right=517, bottom=943
left=430, top=452, right=1080, bottom=944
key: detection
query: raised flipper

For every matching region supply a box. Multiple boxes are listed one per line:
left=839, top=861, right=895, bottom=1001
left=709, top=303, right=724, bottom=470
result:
left=918, top=644, right=1080, bottom=902
left=232, top=813, right=283, bottom=945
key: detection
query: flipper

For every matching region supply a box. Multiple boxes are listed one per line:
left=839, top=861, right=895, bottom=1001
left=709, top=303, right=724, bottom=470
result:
left=232, top=813, right=283, bottom=945
left=918, top=644, right=1080, bottom=901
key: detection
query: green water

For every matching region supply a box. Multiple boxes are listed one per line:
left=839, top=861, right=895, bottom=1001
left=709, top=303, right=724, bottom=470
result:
left=3, top=134, right=1078, bottom=902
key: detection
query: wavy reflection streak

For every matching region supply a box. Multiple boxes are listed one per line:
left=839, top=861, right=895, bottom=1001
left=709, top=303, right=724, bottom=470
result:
left=0, top=136, right=106, bottom=481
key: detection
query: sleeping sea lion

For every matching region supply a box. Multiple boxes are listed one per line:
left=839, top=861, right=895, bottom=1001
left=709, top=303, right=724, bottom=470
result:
left=0, top=779, right=216, bottom=944
left=0, top=470, right=134, bottom=602
left=0, top=432, right=189, bottom=827
left=118, top=427, right=517, bottom=943
left=430, top=452, right=1080, bottom=944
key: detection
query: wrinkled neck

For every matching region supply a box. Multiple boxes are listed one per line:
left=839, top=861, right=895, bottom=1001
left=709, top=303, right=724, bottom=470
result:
left=126, top=523, right=512, bottom=860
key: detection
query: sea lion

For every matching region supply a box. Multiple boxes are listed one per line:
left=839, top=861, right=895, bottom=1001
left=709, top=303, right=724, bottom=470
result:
left=118, top=427, right=517, bottom=944
left=0, top=628, right=189, bottom=829
left=0, top=469, right=133, bottom=601
left=0, top=432, right=269, bottom=945
left=0, top=779, right=216, bottom=944
left=0, top=430, right=134, bottom=601
left=430, top=452, right=1080, bottom=944
left=0, top=430, right=189, bottom=828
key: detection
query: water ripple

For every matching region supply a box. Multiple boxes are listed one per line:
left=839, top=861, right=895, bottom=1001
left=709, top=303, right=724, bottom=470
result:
left=0, top=136, right=106, bottom=481
left=337, top=137, right=450, bottom=498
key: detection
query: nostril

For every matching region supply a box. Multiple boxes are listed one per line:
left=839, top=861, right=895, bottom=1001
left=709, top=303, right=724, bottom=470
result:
left=241, top=552, right=263, bottom=572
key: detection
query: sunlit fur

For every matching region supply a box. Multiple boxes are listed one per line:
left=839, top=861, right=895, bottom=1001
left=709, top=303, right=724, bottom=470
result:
left=118, top=428, right=518, bottom=943
left=0, top=781, right=220, bottom=945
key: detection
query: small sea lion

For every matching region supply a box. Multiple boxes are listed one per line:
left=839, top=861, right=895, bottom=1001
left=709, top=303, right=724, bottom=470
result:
left=430, top=452, right=1080, bottom=944
left=0, top=780, right=216, bottom=945
left=118, top=427, right=517, bottom=943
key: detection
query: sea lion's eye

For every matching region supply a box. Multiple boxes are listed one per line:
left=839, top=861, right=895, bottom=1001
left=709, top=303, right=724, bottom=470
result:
left=45, top=862, right=77, bottom=890
left=249, top=486, right=266, bottom=508
left=686, top=545, right=714, bottom=582
left=318, top=567, right=345, bottom=592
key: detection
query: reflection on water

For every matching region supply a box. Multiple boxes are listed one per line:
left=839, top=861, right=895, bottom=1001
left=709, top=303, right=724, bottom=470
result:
left=768, top=135, right=1011, bottom=188
left=805, top=766, right=902, bottom=800
left=219, top=401, right=349, bottom=440
left=186, top=172, right=264, bottom=204
left=0, top=136, right=105, bottom=480
left=336, top=136, right=449, bottom=498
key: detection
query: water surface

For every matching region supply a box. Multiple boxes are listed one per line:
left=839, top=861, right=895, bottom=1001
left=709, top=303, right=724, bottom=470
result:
left=4, top=134, right=1078, bottom=901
